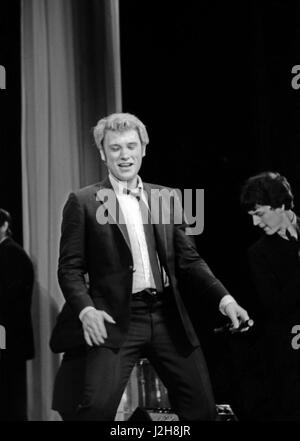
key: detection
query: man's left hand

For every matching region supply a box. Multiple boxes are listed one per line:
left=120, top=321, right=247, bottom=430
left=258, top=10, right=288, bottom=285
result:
left=224, top=302, right=250, bottom=329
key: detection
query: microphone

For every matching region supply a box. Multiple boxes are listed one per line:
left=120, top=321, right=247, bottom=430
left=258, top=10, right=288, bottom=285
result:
left=213, top=319, right=254, bottom=334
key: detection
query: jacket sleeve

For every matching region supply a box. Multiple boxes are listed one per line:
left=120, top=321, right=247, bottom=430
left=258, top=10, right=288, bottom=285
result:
left=173, top=190, right=231, bottom=307
left=57, top=192, right=95, bottom=316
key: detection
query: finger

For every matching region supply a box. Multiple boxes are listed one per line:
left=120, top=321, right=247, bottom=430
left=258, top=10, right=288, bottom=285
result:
left=91, top=326, right=105, bottom=344
left=90, top=330, right=103, bottom=345
left=96, top=320, right=107, bottom=340
left=88, top=320, right=106, bottom=342
left=224, top=304, right=240, bottom=328
left=231, top=318, right=240, bottom=328
left=238, top=309, right=250, bottom=322
left=85, top=324, right=104, bottom=344
left=102, top=312, right=116, bottom=324
left=84, top=329, right=93, bottom=347
left=228, top=312, right=239, bottom=328
left=83, top=314, right=104, bottom=339
left=240, top=327, right=249, bottom=333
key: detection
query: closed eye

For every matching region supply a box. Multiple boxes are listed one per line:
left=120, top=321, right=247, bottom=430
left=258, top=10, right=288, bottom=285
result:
left=109, top=144, right=121, bottom=152
left=127, top=143, right=138, bottom=149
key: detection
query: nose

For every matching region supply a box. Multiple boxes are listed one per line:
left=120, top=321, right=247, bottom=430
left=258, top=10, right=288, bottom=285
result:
left=120, top=147, right=130, bottom=160
left=252, top=215, right=261, bottom=226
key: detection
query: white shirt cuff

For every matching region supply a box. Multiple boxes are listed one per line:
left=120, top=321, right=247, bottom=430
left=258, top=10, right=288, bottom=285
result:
left=79, top=306, right=96, bottom=322
left=219, top=295, right=237, bottom=315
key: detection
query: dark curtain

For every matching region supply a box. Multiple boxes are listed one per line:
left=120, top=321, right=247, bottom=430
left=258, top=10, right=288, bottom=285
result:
left=21, top=0, right=121, bottom=420
left=72, top=0, right=122, bottom=187
left=0, top=1, right=22, bottom=243
left=119, top=0, right=300, bottom=419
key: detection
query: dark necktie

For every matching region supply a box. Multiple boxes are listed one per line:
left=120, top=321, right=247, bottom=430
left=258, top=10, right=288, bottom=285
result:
left=123, top=187, right=164, bottom=292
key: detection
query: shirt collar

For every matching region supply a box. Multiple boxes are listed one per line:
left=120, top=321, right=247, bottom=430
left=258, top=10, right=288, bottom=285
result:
left=290, top=211, right=297, bottom=226
left=277, top=210, right=298, bottom=240
left=108, top=172, right=143, bottom=196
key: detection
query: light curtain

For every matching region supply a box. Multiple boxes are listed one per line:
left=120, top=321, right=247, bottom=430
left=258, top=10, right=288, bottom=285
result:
left=21, top=0, right=122, bottom=420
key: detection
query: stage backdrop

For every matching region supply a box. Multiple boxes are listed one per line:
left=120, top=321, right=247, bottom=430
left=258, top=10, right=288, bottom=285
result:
left=21, top=0, right=121, bottom=420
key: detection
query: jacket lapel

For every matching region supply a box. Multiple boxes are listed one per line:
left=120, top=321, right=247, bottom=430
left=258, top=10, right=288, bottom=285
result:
left=94, top=179, right=172, bottom=264
left=143, top=183, right=169, bottom=266
left=94, top=178, right=132, bottom=253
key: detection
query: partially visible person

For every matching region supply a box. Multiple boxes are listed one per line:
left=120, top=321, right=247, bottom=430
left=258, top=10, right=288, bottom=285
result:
left=240, top=171, right=300, bottom=420
left=0, top=209, right=35, bottom=421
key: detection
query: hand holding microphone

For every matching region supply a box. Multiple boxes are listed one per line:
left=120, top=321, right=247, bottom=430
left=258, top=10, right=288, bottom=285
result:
left=214, top=319, right=254, bottom=334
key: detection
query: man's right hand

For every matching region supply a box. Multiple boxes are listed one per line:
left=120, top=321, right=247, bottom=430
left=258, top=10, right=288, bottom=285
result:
left=81, top=309, right=116, bottom=346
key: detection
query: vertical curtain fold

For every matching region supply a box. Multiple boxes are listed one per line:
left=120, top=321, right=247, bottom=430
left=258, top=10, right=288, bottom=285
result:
left=104, top=0, right=122, bottom=114
left=21, top=0, right=121, bottom=420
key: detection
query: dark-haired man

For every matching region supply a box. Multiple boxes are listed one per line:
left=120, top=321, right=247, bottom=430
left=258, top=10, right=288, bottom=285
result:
left=240, top=171, right=300, bottom=420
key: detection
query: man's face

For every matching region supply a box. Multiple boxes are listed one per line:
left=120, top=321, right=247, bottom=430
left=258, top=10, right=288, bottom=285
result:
left=248, top=204, right=284, bottom=235
left=100, top=129, right=146, bottom=188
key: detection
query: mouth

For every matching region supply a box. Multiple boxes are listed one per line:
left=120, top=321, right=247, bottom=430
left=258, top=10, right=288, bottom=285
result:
left=258, top=226, right=267, bottom=232
left=118, top=163, right=133, bottom=169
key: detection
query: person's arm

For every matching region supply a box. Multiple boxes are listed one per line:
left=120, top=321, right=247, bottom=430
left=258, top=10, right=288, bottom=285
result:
left=57, top=192, right=94, bottom=314
left=173, top=191, right=249, bottom=327
left=57, top=192, right=115, bottom=346
left=174, top=221, right=229, bottom=303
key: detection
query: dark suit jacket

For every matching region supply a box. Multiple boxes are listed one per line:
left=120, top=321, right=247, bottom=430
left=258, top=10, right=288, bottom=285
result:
left=0, top=237, right=35, bottom=360
left=241, top=219, right=300, bottom=419
left=248, top=218, right=300, bottom=323
left=50, top=178, right=230, bottom=353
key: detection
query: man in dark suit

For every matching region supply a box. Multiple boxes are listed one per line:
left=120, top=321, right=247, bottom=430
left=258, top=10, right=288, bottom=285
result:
left=240, top=171, right=300, bottom=420
left=0, top=209, right=35, bottom=421
left=51, top=112, right=250, bottom=421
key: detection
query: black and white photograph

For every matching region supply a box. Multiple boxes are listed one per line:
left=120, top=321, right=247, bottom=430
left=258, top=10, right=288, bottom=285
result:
left=1, top=0, right=300, bottom=430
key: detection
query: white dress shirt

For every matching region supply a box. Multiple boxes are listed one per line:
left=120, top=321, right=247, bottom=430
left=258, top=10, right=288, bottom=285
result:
left=110, top=173, right=159, bottom=293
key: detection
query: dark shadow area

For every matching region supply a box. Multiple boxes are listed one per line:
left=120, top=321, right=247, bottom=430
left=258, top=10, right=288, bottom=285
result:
left=120, top=0, right=300, bottom=419
left=0, top=0, right=22, bottom=244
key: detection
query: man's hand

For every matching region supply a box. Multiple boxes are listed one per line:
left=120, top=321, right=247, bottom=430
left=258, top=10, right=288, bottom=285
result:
left=224, top=302, right=250, bottom=330
left=82, top=309, right=116, bottom=346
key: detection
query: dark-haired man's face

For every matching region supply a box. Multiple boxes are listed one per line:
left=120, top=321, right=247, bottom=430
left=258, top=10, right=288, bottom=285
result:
left=248, top=205, right=284, bottom=235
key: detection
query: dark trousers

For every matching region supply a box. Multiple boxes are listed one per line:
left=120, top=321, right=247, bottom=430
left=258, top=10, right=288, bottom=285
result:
left=76, top=291, right=216, bottom=421
left=0, top=352, right=27, bottom=421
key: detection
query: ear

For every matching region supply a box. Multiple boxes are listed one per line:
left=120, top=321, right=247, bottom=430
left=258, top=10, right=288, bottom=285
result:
left=274, top=204, right=285, bottom=213
left=142, top=145, right=147, bottom=158
left=0, top=221, right=8, bottom=234
left=99, top=147, right=106, bottom=162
